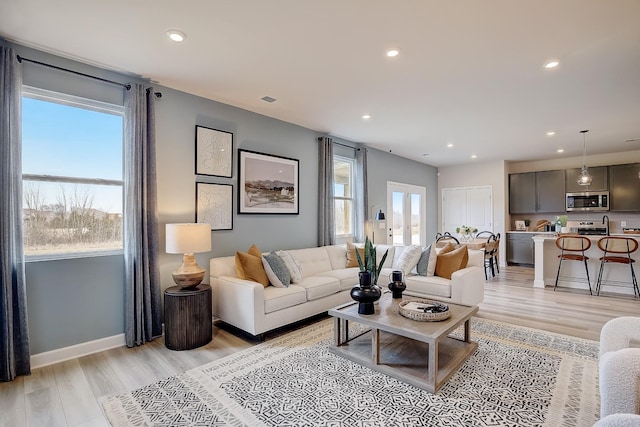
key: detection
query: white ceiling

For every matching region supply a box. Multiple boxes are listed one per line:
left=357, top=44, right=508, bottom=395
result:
left=1, top=0, right=640, bottom=167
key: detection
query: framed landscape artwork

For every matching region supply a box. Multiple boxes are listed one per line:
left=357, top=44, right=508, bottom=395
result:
left=196, top=182, right=233, bottom=230
left=195, top=125, right=233, bottom=177
left=238, top=149, right=299, bottom=214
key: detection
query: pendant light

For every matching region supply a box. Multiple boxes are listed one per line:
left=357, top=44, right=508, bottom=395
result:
left=577, top=129, right=593, bottom=186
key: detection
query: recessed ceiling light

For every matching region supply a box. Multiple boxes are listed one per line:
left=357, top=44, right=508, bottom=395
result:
left=471, top=154, right=477, bottom=159
left=362, top=114, right=371, bottom=120
left=167, top=30, right=186, bottom=42
left=557, top=148, right=564, bottom=153
left=544, top=60, right=559, bottom=69
left=386, top=49, right=399, bottom=58
left=447, top=143, right=454, bottom=148
left=547, top=131, right=556, bottom=136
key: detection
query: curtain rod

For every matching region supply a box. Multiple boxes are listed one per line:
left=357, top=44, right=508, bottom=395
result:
left=16, top=55, right=162, bottom=98
left=318, top=137, right=361, bottom=151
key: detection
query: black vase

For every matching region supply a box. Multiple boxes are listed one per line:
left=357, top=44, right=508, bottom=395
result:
left=388, top=270, right=406, bottom=299
left=351, top=271, right=382, bottom=315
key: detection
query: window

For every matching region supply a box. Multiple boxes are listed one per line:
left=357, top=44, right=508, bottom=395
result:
left=22, top=87, right=124, bottom=259
left=333, top=156, right=355, bottom=239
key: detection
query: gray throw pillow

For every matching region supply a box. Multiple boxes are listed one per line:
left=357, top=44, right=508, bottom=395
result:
left=416, top=244, right=432, bottom=276
left=262, top=252, right=291, bottom=288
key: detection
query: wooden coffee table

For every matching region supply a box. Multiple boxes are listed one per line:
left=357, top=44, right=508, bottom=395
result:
left=328, top=292, right=478, bottom=393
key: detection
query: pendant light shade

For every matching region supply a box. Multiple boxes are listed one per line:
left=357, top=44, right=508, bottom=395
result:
left=577, top=130, right=592, bottom=186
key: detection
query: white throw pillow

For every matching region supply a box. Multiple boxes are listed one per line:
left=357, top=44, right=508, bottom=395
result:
left=393, top=245, right=423, bottom=276
left=275, top=250, right=304, bottom=283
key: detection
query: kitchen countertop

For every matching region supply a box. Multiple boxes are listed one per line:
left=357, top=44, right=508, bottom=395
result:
left=507, top=231, right=640, bottom=237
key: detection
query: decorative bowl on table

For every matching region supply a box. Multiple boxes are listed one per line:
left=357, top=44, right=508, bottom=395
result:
left=399, top=299, right=450, bottom=322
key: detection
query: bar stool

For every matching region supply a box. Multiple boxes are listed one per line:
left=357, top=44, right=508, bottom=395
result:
left=596, top=237, right=639, bottom=297
left=554, top=235, right=592, bottom=295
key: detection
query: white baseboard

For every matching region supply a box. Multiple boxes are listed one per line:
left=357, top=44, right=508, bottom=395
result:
left=30, top=334, right=126, bottom=369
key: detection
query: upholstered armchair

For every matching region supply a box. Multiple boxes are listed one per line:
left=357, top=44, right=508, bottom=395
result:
left=594, top=317, right=640, bottom=426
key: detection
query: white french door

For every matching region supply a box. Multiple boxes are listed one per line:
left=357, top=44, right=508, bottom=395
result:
left=386, top=182, right=427, bottom=246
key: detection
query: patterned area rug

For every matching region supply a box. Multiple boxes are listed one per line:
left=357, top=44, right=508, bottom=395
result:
left=102, top=317, right=600, bottom=426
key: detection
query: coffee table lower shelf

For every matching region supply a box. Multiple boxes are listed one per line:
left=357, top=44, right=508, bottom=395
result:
left=329, top=328, right=477, bottom=393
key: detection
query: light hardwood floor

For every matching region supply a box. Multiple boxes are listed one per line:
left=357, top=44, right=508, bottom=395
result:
left=1, top=266, right=638, bottom=427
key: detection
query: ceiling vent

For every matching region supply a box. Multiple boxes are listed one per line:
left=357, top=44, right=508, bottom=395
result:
left=261, top=96, right=277, bottom=103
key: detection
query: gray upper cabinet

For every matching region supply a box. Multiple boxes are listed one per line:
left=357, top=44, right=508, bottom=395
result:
left=610, top=163, right=640, bottom=212
left=535, top=170, right=566, bottom=212
left=509, top=172, right=536, bottom=213
left=509, top=170, right=565, bottom=214
left=565, top=166, right=608, bottom=192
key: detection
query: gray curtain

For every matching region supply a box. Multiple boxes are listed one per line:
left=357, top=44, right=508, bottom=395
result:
left=0, top=46, right=30, bottom=381
left=318, top=136, right=335, bottom=246
left=354, top=147, right=368, bottom=243
left=123, top=84, right=162, bottom=347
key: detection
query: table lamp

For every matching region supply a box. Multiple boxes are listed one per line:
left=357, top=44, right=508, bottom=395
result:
left=166, top=223, right=212, bottom=288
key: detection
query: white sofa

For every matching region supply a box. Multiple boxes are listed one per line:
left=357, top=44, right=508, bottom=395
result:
left=210, top=243, right=485, bottom=338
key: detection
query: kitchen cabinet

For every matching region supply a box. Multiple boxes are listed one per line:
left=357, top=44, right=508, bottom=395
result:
left=509, top=173, right=536, bottom=214
left=509, top=170, right=565, bottom=214
left=610, top=163, right=640, bottom=212
left=506, top=233, right=534, bottom=265
left=535, top=170, right=566, bottom=212
left=565, top=166, right=608, bottom=192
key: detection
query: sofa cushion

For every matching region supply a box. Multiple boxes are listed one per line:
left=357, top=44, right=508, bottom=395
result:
left=276, top=250, right=304, bottom=283
left=316, top=268, right=360, bottom=290
left=235, top=251, right=269, bottom=287
left=405, top=275, right=452, bottom=299
left=326, top=244, right=349, bottom=270
left=435, top=246, right=469, bottom=279
left=263, top=285, right=307, bottom=314
left=296, top=276, right=341, bottom=301
left=287, top=247, right=332, bottom=277
left=394, top=245, right=423, bottom=276
left=346, top=242, right=365, bottom=268
left=262, top=252, right=291, bottom=288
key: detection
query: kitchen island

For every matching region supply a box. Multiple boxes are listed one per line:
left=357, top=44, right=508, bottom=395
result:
left=533, top=234, right=640, bottom=296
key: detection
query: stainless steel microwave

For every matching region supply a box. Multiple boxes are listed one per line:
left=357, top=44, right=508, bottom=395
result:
left=566, top=191, right=609, bottom=212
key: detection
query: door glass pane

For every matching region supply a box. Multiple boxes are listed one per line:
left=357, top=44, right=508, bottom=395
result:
left=411, top=193, right=421, bottom=245
left=392, top=191, right=404, bottom=245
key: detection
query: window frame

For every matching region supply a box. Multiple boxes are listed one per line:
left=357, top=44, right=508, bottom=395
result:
left=22, top=86, right=125, bottom=261
left=333, top=154, right=356, bottom=240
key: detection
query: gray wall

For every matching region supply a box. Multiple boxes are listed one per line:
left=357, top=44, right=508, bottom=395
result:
left=5, top=40, right=438, bottom=354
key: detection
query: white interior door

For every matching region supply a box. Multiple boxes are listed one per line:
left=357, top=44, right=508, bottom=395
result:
left=386, top=182, right=427, bottom=246
left=442, top=186, right=492, bottom=236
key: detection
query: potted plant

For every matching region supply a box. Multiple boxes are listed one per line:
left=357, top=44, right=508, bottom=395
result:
left=558, top=215, right=569, bottom=233
left=354, top=236, right=388, bottom=286
left=352, top=237, right=388, bottom=314
left=455, top=225, right=478, bottom=240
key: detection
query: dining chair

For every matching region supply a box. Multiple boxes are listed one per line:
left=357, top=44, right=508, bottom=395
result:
left=596, top=237, right=639, bottom=297
left=554, top=235, right=592, bottom=295
left=483, top=234, right=499, bottom=279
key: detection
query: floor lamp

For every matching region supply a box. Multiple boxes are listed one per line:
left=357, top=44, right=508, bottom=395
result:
left=371, top=209, right=385, bottom=243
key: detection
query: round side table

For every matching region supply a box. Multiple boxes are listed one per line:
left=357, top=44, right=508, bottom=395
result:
left=164, top=284, right=212, bottom=350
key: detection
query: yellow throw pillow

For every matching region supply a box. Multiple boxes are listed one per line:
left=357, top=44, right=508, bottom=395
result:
left=435, top=246, right=469, bottom=280
left=235, top=251, right=269, bottom=287
left=248, top=244, right=262, bottom=258
left=346, top=242, right=365, bottom=268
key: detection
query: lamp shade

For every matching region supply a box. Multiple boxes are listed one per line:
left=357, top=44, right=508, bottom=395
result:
left=375, top=210, right=385, bottom=221
left=166, top=223, right=211, bottom=254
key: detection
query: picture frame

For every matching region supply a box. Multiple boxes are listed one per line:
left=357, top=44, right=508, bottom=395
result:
left=238, top=149, right=299, bottom=214
left=196, top=182, right=233, bottom=230
left=195, top=125, right=233, bottom=178
left=515, top=220, right=527, bottom=231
